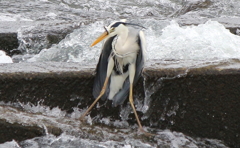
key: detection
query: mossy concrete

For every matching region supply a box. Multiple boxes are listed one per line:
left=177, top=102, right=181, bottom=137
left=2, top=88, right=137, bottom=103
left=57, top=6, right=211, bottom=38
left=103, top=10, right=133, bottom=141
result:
left=0, top=61, right=240, bottom=147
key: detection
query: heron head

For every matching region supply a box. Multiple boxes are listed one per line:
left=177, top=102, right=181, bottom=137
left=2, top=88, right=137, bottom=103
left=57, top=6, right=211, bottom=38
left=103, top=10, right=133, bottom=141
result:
left=90, top=20, right=127, bottom=47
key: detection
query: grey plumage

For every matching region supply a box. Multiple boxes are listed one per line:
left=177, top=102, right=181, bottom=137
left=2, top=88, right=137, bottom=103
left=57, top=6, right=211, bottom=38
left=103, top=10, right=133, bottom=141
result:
left=80, top=20, right=151, bottom=135
left=93, top=25, right=145, bottom=106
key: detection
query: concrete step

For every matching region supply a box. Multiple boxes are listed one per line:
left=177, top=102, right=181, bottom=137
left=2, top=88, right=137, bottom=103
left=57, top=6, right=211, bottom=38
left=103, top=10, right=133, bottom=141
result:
left=0, top=60, right=239, bottom=147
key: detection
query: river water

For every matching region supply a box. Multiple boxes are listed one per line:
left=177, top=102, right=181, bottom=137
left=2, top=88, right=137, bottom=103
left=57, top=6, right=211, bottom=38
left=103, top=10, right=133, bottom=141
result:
left=0, top=0, right=240, bottom=147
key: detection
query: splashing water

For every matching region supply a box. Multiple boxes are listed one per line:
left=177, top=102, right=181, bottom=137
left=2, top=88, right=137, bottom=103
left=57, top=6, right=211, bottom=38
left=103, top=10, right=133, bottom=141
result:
left=0, top=104, right=228, bottom=148
left=26, top=20, right=240, bottom=64
left=0, top=51, right=13, bottom=63
left=146, top=20, right=240, bottom=60
left=27, top=21, right=106, bottom=64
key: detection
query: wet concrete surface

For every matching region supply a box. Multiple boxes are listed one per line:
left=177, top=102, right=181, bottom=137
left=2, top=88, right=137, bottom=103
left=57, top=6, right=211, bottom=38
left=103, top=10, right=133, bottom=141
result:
left=0, top=60, right=240, bottom=147
left=0, top=119, right=44, bottom=143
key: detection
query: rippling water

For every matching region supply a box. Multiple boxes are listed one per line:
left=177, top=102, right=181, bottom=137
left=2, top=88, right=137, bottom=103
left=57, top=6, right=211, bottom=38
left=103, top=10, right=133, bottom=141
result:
left=1, top=0, right=240, bottom=21
left=0, top=0, right=240, bottom=147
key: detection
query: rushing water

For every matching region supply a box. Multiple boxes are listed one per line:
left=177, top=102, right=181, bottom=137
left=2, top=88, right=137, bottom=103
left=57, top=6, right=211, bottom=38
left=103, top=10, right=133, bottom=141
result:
left=25, top=20, right=240, bottom=64
left=0, top=0, right=240, bottom=147
left=0, top=103, right=228, bottom=148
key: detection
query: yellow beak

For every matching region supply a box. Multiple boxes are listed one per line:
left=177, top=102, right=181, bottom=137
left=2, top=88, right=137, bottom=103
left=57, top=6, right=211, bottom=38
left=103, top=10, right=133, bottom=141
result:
left=90, top=31, right=108, bottom=47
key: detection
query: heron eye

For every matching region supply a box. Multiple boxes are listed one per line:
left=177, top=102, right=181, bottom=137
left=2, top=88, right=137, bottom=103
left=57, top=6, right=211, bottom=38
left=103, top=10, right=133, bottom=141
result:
left=110, top=28, right=114, bottom=33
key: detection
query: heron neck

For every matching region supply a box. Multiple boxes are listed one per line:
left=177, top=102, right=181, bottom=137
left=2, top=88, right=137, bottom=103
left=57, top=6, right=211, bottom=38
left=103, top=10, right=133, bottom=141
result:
left=115, top=27, right=129, bottom=48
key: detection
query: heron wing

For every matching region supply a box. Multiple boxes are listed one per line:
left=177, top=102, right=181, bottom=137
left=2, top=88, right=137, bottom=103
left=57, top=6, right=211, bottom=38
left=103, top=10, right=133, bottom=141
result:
left=92, top=36, right=116, bottom=100
left=112, top=31, right=146, bottom=107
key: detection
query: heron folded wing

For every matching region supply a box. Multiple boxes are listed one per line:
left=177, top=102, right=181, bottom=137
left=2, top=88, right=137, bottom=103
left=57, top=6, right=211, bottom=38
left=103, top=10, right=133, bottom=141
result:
left=112, top=32, right=145, bottom=106
left=92, top=36, right=116, bottom=100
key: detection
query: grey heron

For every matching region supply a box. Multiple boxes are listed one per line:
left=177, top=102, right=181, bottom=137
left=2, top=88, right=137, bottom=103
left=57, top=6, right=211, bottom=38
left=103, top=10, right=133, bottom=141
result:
left=80, top=20, right=150, bottom=135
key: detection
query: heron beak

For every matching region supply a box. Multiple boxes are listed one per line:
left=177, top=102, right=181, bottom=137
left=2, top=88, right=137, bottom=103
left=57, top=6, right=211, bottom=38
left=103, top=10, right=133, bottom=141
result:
left=90, top=31, right=108, bottom=47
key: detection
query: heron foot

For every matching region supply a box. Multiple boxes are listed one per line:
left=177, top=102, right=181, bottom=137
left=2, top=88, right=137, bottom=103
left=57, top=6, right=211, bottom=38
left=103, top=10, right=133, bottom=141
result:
left=79, top=116, right=86, bottom=122
left=139, top=128, right=155, bottom=137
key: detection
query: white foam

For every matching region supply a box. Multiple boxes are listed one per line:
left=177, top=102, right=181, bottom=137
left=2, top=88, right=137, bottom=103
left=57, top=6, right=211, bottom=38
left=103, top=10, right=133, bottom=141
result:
left=0, top=50, right=13, bottom=63
left=17, top=102, right=66, bottom=117
left=157, top=130, right=198, bottom=148
left=0, top=13, right=33, bottom=21
left=27, top=21, right=105, bottom=64
left=0, top=140, right=20, bottom=148
left=28, top=20, right=240, bottom=64
left=146, top=20, right=240, bottom=60
left=0, top=103, right=227, bottom=148
left=46, top=12, right=57, bottom=19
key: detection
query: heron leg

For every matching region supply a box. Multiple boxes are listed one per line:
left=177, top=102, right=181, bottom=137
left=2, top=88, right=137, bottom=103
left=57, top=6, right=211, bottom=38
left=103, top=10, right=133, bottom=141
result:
left=80, top=57, right=114, bottom=121
left=128, top=64, right=154, bottom=136
left=80, top=76, right=109, bottom=121
left=128, top=64, right=143, bottom=128
left=129, top=83, right=143, bottom=129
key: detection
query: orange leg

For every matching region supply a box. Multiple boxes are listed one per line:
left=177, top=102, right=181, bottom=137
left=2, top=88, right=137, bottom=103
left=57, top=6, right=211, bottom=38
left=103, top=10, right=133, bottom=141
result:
left=128, top=64, right=154, bottom=136
left=80, top=57, right=114, bottom=121
left=129, top=83, right=154, bottom=136
left=129, top=83, right=143, bottom=129
left=80, top=77, right=109, bottom=121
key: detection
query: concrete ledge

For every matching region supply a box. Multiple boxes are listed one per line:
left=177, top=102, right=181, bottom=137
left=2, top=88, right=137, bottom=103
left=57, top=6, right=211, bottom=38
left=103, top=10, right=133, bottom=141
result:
left=0, top=33, right=19, bottom=56
left=144, top=62, right=240, bottom=148
left=0, top=119, right=43, bottom=143
left=0, top=60, right=240, bottom=147
left=0, top=105, right=63, bottom=144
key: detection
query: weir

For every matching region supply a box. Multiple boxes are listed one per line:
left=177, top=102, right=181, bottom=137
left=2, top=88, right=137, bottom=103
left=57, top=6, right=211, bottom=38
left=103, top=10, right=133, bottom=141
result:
left=1, top=0, right=240, bottom=147
left=0, top=60, right=239, bottom=147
